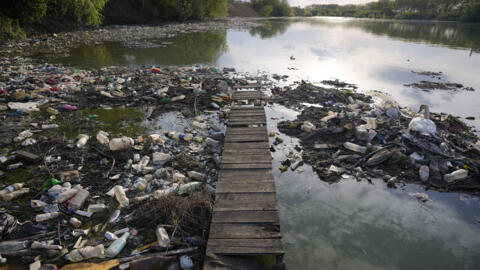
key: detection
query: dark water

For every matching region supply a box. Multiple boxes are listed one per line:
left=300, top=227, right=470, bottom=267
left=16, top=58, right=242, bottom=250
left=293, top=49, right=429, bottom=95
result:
left=48, top=17, right=480, bottom=270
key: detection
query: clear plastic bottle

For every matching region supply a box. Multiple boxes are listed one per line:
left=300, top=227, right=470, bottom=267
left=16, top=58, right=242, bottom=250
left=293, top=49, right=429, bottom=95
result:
left=178, top=182, right=202, bottom=195
left=96, top=130, right=109, bottom=145
left=114, top=185, right=129, bottom=208
left=87, top=203, right=107, bottom=213
left=192, top=121, right=207, bottom=130
left=173, top=173, right=186, bottom=182
left=5, top=183, right=24, bottom=193
left=343, top=142, right=367, bottom=154
left=105, top=232, right=130, bottom=257
left=76, top=134, right=89, bottom=148
left=109, top=137, right=134, bottom=151
left=444, top=169, right=468, bottom=183
left=205, top=137, right=219, bottom=147
left=1, top=188, right=30, bottom=201
left=132, top=177, right=148, bottom=191
left=0, top=240, right=29, bottom=252
left=69, top=189, right=89, bottom=210
left=66, top=244, right=105, bottom=262
left=36, top=212, right=60, bottom=222
left=187, top=171, right=204, bottom=181
left=31, top=241, right=62, bottom=250
left=156, top=227, right=170, bottom=248
left=419, top=165, right=429, bottom=182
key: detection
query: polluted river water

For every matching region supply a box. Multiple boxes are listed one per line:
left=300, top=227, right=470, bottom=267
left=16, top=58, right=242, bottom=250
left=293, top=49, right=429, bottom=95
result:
left=40, top=17, right=480, bottom=269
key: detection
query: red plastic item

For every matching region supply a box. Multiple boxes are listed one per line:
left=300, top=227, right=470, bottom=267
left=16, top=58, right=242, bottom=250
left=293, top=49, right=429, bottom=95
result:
left=152, top=67, right=161, bottom=73
left=62, top=104, right=77, bottom=110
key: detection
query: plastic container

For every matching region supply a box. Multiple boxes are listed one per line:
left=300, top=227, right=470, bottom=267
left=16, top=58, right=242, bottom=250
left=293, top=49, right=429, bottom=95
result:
left=354, top=127, right=369, bottom=141
left=76, top=134, right=89, bottom=148
left=343, top=142, right=367, bottom=154
left=419, top=165, right=429, bottom=182
left=35, top=212, right=60, bottom=222
left=108, top=209, right=121, bottom=223
left=105, top=232, right=130, bottom=257
left=187, top=171, right=204, bottom=181
left=42, top=124, right=59, bottom=129
left=114, top=185, right=129, bottom=208
left=88, top=203, right=107, bottom=213
left=31, top=241, right=62, bottom=250
left=132, top=177, right=148, bottom=191
left=192, top=121, right=207, bottom=130
left=444, top=169, right=468, bottom=183
left=205, top=138, right=219, bottom=147
left=171, top=95, right=185, bottom=102
left=178, top=182, right=202, bottom=195
left=66, top=244, right=104, bottom=262
left=69, top=189, right=89, bottom=210
left=155, top=227, right=170, bottom=248
left=301, top=121, right=316, bottom=133
left=152, top=152, right=171, bottom=165
left=109, top=137, right=134, bottom=151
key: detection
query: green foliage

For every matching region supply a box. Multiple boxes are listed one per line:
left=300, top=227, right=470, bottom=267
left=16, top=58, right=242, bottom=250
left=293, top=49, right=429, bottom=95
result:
left=252, top=0, right=293, bottom=17
left=0, top=16, right=26, bottom=41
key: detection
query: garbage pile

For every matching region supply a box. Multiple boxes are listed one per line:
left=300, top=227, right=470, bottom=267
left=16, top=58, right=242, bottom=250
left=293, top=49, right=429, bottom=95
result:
left=0, top=54, right=265, bottom=268
left=273, top=81, right=480, bottom=193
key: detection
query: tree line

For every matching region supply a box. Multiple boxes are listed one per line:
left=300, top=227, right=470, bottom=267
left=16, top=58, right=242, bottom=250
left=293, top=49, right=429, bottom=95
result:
left=0, top=0, right=228, bottom=41
left=250, top=0, right=479, bottom=22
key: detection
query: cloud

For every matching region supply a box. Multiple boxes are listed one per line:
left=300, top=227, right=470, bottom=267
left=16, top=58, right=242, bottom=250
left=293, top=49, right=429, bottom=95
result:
left=289, top=0, right=372, bottom=7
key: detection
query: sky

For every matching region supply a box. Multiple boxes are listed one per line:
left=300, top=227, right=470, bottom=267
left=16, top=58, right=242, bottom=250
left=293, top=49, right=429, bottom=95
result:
left=287, top=0, right=371, bottom=7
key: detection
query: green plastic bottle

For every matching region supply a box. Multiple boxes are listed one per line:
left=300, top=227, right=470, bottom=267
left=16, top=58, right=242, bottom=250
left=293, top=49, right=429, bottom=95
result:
left=42, top=178, right=61, bottom=191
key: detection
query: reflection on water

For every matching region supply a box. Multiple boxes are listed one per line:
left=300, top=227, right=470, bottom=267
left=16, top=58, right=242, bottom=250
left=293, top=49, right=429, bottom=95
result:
left=55, top=30, right=228, bottom=68
left=266, top=104, right=480, bottom=270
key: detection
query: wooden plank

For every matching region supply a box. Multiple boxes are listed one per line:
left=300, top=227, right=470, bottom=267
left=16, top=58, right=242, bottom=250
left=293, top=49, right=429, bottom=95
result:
left=214, top=200, right=277, bottom=211
left=223, top=142, right=269, bottom=149
left=221, top=163, right=272, bottom=170
left=229, top=112, right=265, bottom=117
left=233, top=84, right=262, bottom=89
left=229, top=117, right=266, bottom=122
left=227, top=122, right=266, bottom=127
left=225, top=135, right=268, bottom=143
left=207, top=239, right=283, bottom=255
left=227, top=128, right=267, bottom=135
left=209, top=224, right=281, bottom=239
left=217, top=182, right=275, bottom=193
left=230, top=106, right=264, bottom=110
left=222, top=148, right=271, bottom=155
left=212, top=211, right=279, bottom=223
left=222, top=154, right=271, bottom=162
left=219, top=169, right=273, bottom=179
left=216, top=193, right=277, bottom=202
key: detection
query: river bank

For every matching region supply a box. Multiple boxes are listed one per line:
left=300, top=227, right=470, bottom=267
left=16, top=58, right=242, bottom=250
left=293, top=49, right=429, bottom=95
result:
left=1, top=19, right=480, bottom=269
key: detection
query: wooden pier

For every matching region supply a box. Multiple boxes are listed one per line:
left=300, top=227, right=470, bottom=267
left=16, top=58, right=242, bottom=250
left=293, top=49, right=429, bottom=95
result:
left=204, top=91, right=284, bottom=269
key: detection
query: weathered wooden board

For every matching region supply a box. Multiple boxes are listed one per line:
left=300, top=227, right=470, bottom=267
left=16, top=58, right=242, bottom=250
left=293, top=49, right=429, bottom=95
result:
left=233, top=84, right=262, bottom=89
left=216, top=192, right=277, bottom=202
left=229, top=112, right=265, bottom=117
left=220, top=163, right=272, bottom=170
left=224, top=135, right=268, bottom=143
left=207, top=239, right=284, bottom=255
left=15, top=150, right=40, bottom=162
left=209, top=224, right=281, bottom=239
left=213, top=200, right=278, bottom=211
left=226, top=127, right=267, bottom=135
left=212, top=211, right=279, bottom=223
left=222, top=154, right=272, bottom=164
left=222, top=149, right=271, bottom=156
left=227, top=122, right=266, bottom=127
left=223, top=142, right=269, bottom=149
left=229, top=117, right=266, bottom=122
left=219, top=169, right=273, bottom=179
left=217, top=182, right=276, bottom=193
left=230, top=106, right=264, bottom=110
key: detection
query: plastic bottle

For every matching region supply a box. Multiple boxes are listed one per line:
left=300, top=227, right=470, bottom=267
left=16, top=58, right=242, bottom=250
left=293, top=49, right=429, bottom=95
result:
left=193, top=137, right=203, bottom=143
left=180, top=255, right=194, bottom=269
left=173, top=173, right=186, bottom=182
left=66, top=244, right=104, bottom=262
left=152, top=152, right=171, bottom=165
left=96, top=131, right=109, bottom=145
left=133, top=153, right=140, bottom=163
left=171, top=95, right=185, bottom=102
left=178, top=182, right=202, bottom=195
left=301, top=121, right=316, bottom=133
left=444, top=169, right=468, bottom=183
left=419, top=165, right=429, bottom=182
left=134, top=194, right=151, bottom=203
left=1, top=188, right=30, bottom=201
left=192, top=121, right=207, bottom=130
left=114, top=185, right=129, bottom=208
left=42, top=124, right=59, bottom=129
left=88, top=203, right=107, bottom=213
left=2, top=183, right=24, bottom=193
left=76, top=134, right=89, bottom=148
left=109, top=137, right=134, bottom=151
left=69, top=189, right=89, bottom=210
left=132, top=177, right=148, bottom=191
left=0, top=240, right=29, bottom=253
left=205, top=137, right=219, bottom=147
left=31, top=241, right=62, bottom=250
left=105, top=232, right=130, bottom=257
left=55, top=188, right=79, bottom=203
left=186, top=236, right=205, bottom=247
left=70, top=217, right=82, bottom=228
left=187, top=171, right=204, bottom=181
left=105, top=231, right=118, bottom=241
left=108, top=209, right=121, bottom=224
left=156, top=227, right=170, bottom=248
left=36, top=212, right=60, bottom=222
left=343, top=142, right=367, bottom=154
left=153, top=186, right=177, bottom=199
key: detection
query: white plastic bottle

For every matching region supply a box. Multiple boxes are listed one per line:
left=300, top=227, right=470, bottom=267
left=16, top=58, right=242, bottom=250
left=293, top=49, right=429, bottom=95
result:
left=76, top=134, right=89, bottom=148
left=109, top=137, right=134, bottom=151
left=96, top=130, right=110, bottom=145
left=114, top=185, right=129, bottom=208
left=187, top=171, right=204, bottom=181
left=1, top=188, right=30, bottom=201
left=192, top=121, right=207, bottom=130
left=419, top=165, right=429, bottom=182
left=36, top=212, right=60, bottom=222
left=343, top=142, right=367, bottom=154
left=66, top=244, right=105, bottom=262
left=444, top=169, right=468, bottom=183
left=69, top=189, right=89, bottom=210
left=55, top=188, right=79, bottom=203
